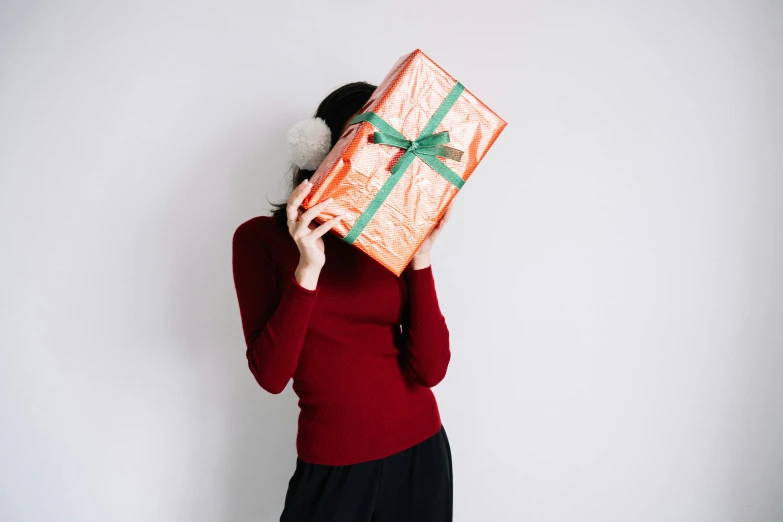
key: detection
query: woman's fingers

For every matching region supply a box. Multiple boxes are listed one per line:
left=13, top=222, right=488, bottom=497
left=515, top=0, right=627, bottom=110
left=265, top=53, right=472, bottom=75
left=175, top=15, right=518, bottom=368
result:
left=286, top=179, right=312, bottom=221
left=311, top=214, right=345, bottom=238
left=286, top=183, right=337, bottom=239
left=299, top=197, right=333, bottom=225
left=439, top=202, right=454, bottom=226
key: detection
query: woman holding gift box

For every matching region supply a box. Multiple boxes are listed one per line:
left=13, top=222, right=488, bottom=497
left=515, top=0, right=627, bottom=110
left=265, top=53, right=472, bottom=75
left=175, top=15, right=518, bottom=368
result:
left=232, top=81, right=454, bottom=521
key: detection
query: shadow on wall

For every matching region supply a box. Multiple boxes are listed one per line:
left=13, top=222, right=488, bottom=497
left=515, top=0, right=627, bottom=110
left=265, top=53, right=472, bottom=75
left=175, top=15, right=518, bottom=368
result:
left=152, top=102, right=302, bottom=521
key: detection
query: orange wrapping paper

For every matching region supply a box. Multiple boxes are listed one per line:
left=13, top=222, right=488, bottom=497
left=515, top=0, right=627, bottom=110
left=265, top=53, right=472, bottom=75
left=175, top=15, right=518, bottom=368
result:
left=302, top=49, right=507, bottom=275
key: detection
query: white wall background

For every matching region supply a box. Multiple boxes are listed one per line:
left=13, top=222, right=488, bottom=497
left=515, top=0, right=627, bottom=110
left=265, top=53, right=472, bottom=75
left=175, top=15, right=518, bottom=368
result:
left=1, top=1, right=782, bottom=521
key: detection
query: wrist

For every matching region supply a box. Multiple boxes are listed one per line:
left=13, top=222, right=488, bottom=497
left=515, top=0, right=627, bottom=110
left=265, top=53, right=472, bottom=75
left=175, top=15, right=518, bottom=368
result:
left=295, top=262, right=321, bottom=290
left=411, top=253, right=432, bottom=270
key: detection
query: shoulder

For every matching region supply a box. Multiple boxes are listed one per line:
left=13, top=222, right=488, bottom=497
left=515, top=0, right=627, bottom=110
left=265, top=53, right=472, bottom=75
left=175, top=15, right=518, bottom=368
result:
left=232, top=215, right=294, bottom=261
left=233, top=215, right=284, bottom=241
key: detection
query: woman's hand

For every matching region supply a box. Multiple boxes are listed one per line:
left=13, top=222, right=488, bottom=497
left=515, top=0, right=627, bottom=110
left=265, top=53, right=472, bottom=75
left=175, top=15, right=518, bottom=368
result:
left=286, top=179, right=343, bottom=289
left=411, top=202, right=454, bottom=270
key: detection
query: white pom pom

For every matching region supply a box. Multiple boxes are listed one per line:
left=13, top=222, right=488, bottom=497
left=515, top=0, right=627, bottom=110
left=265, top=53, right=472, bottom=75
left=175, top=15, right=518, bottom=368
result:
left=287, top=117, right=332, bottom=171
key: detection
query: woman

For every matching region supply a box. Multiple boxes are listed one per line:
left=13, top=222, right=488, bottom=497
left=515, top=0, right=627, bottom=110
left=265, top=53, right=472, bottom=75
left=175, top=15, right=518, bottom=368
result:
left=231, top=81, right=453, bottom=522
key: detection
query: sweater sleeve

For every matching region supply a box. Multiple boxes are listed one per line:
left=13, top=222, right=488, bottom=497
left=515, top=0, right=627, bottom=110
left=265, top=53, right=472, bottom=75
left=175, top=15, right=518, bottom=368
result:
left=400, top=264, right=451, bottom=388
left=231, top=220, right=318, bottom=394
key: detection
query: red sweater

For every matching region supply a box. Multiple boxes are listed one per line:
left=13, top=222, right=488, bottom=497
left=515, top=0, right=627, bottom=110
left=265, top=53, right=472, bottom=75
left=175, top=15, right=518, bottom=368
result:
left=231, top=215, right=450, bottom=466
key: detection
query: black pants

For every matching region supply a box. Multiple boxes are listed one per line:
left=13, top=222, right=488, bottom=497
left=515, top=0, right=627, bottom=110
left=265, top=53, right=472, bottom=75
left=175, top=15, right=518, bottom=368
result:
left=280, top=426, right=452, bottom=522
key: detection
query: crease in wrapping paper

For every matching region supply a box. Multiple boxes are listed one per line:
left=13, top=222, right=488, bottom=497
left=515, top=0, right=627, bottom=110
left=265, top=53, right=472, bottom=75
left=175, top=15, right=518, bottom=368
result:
left=302, top=49, right=507, bottom=276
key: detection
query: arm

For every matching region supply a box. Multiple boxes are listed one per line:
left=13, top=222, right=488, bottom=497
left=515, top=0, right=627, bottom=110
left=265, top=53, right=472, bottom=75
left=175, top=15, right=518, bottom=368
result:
left=231, top=221, right=318, bottom=394
left=399, top=263, right=451, bottom=388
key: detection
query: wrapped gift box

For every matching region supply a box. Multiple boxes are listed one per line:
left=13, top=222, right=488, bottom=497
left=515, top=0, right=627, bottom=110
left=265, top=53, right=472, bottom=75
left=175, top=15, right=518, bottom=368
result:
left=302, top=49, right=507, bottom=275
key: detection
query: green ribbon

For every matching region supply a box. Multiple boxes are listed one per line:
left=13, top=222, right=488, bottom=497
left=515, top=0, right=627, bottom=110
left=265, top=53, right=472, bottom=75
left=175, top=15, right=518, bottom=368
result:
left=343, top=82, right=466, bottom=245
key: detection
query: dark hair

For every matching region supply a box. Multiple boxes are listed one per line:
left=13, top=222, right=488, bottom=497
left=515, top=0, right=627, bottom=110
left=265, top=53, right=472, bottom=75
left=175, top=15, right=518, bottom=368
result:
left=271, top=81, right=378, bottom=227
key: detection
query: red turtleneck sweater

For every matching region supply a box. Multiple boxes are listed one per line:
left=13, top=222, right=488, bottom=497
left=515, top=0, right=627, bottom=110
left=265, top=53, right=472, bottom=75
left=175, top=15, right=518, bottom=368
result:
left=231, top=215, right=450, bottom=466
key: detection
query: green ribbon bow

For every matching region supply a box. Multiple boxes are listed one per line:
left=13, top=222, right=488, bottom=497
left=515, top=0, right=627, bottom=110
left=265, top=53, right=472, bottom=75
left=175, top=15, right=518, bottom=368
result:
left=361, top=115, right=464, bottom=170
left=343, top=82, right=466, bottom=245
